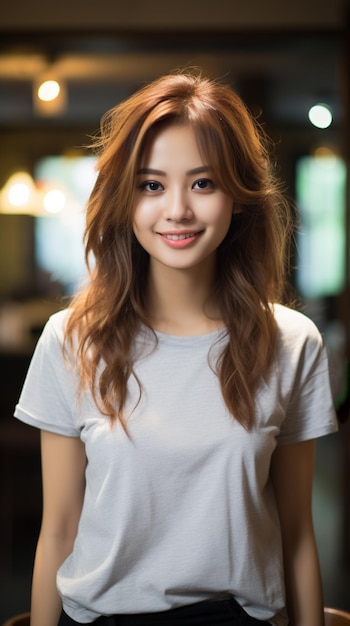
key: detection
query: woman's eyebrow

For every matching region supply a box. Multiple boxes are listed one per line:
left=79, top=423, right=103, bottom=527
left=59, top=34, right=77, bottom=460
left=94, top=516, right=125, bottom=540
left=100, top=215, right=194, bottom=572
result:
left=187, top=166, right=211, bottom=175
left=136, top=166, right=211, bottom=176
left=137, top=167, right=166, bottom=176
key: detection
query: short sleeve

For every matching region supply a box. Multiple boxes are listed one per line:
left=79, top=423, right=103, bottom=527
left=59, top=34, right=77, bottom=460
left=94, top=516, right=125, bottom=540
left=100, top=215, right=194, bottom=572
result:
left=274, top=305, right=338, bottom=445
left=14, top=309, right=81, bottom=437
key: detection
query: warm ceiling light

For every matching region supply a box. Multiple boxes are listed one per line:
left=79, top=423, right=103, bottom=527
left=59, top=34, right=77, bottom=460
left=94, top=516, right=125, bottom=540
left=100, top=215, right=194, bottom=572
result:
left=43, top=188, right=66, bottom=214
left=8, top=181, right=31, bottom=207
left=33, top=77, right=67, bottom=116
left=308, top=104, right=333, bottom=129
left=313, top=146, right=337, bottom=158
left=37, top=79, right=61, bottom=102
left=0, top=172, right=37, bottom=214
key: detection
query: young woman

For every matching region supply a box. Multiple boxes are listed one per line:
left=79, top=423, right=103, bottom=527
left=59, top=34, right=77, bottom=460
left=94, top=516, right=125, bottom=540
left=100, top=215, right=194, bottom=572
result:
left=15, top=72, right=337, bottom=626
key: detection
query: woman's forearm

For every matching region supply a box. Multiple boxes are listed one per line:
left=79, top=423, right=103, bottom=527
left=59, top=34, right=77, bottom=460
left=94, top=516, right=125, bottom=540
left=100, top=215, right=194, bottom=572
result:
left=283, top=530, right=325, bottom=626
left=30, top=532, right=73, bottom=626
left=271, top=440, right=326, bottom=626
left=30, top=432, right=86, bottom=626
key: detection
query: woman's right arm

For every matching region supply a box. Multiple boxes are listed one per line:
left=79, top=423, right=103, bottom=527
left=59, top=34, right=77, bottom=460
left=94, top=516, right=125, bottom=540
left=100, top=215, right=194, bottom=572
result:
left=31, top=430, right=86, bottom=626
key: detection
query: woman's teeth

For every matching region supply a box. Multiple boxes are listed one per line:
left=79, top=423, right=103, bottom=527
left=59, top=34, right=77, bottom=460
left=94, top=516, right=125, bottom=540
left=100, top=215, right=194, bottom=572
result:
left=163, top=233, right=196, bottom=240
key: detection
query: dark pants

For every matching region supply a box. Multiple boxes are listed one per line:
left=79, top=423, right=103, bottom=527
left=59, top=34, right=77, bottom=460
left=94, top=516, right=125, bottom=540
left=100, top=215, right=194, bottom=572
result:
left=58, top=598, right=269, bottom=625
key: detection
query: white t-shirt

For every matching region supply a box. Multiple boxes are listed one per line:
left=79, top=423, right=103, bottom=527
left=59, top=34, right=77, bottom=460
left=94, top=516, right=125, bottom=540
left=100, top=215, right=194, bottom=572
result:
left=14, top=304, right=338, bottom=625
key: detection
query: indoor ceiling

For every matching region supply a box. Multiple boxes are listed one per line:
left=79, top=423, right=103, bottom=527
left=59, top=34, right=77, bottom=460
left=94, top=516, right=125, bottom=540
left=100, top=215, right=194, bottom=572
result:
left=0, top=30, right=344, bottom=130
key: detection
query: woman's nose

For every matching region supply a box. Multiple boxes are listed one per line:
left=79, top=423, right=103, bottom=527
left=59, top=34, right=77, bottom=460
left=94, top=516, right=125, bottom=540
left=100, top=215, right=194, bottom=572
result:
left=164, top=189, right=193, bottom=221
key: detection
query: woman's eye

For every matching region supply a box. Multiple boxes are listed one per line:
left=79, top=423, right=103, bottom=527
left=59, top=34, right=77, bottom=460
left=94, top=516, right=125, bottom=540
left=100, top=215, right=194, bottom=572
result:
left=140, top=181, right=163, bottom=192
left=193, top=178, right=214, bottom=190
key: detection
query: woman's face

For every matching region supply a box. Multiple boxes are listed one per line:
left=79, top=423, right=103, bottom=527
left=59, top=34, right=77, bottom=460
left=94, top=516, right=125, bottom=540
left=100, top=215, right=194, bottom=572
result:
left=132, top=123, right=234, bottom=276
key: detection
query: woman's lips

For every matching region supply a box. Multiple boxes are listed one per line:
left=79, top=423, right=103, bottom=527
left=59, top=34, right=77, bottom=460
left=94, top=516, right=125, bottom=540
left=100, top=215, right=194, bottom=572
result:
left=158, top=231, right=203, bottom=248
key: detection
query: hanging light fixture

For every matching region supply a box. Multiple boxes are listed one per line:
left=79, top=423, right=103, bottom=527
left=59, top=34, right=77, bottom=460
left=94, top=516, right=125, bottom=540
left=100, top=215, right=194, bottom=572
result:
left=37, top=79, right=61, bottom=102
left=41, top=187, right=67, bottom=214
left=0, top=172, right=37, bottom=214
left=308, top=103, right=333, bottom=129
left=0, top=172, right=68, bottom=216
left=33, top=73, right=67, bottom=116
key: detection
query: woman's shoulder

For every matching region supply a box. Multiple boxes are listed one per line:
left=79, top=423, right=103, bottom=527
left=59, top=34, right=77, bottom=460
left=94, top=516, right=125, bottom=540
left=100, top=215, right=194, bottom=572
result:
left=271, top=303, right=323, bottom=348
left=40, top=307, right=72, bottom=346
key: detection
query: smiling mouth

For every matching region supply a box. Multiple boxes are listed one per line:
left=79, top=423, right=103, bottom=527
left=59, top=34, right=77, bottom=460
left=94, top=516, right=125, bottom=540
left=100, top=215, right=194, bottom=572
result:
left=160, top=231, right=202, bottom=241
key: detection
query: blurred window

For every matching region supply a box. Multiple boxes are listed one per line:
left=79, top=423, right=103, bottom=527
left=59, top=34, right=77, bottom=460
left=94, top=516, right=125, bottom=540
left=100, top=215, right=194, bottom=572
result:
left=34, top=156, right=97, bottom=294
left=295, top=155, right=346, bottom=298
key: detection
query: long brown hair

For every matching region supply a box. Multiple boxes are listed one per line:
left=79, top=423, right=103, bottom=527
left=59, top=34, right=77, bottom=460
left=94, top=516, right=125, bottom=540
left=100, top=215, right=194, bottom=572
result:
left=65, top=71, right=292, bottom=430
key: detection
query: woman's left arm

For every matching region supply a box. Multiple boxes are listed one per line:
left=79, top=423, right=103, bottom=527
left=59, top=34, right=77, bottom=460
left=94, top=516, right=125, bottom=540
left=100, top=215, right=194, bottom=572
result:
left=271, top=439, right=325, bottom=626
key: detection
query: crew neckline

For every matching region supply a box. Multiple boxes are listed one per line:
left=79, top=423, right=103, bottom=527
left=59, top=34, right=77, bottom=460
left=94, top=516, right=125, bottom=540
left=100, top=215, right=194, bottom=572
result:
left=154, top=326, right=228, bottom=343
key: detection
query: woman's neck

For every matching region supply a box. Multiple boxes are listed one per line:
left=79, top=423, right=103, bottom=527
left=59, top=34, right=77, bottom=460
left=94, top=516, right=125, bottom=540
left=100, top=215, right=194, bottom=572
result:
left=146, top=262, right=224, bottom=336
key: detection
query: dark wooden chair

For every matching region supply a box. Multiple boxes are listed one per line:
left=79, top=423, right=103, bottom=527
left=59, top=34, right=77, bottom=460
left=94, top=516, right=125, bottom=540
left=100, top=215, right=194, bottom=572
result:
left=324, top=607, right=350, bottom=626
left=2, top=612, right=30, bottom=626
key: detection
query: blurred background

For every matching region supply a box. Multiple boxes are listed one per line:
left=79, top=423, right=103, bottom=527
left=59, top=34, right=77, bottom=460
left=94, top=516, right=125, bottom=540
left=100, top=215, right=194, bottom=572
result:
left=0, top=0, right=350, bottom=621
